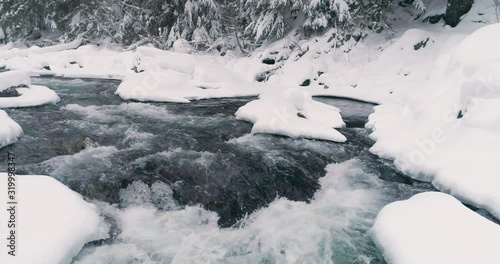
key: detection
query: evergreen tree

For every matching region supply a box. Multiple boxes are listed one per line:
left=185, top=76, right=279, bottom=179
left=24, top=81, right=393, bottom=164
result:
left=167, top=0, right=222, bottom=49
left=0, top=0, right=408, bottom=50
left=304, top=0, right=351, bottom=33
left=242, top=0, right=304, bottom=43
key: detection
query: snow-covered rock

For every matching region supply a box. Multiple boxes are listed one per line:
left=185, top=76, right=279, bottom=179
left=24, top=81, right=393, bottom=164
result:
left=115, top=70, right=193, bottom=103
left=371, top=192, right=500, bottom=264
left=0, top=85, right=60, bottom=108
left=0, top=71, right=31, bottom=91
left=0, top=71, right=60, bottom=108
left=0, top=110, right=23, bottom=148
left=236, top=88, right=346, bottom=142
left=0, top=174, right=109, bottom=264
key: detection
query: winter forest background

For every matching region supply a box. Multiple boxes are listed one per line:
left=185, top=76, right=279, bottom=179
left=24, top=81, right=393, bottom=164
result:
left=0, top=0, right=474, bottom=53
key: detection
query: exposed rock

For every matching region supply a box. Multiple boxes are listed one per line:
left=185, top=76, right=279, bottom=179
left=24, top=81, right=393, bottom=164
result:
left=255, top=69, right=277, bottom=82
left=300, top=79, right=311, bottom=86
left=414, top=38, right=430, bottom=50
left=262, top=58, right=276, bottom=65
left=66, top=136, right=97, bottom=155
left=0, top=87, right=20, bottom=97
left=444, top=0, right=474, bottom=27
left=423, top=14, right=444, bottom=24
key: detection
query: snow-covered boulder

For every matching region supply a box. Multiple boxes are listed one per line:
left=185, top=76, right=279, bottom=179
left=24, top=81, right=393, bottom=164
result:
left=236, top=88, right=347, bottom=142
left=0, top=174, right=109, bottom=264
left=0, top=71, right=60, bottom=108
left=0, top=71, right=31, bottom=91
left=115, top=70, right=193, bottom=103
left=0, top=110, right=23, bottom=148
left=0, top=85, right=60, bottom=108
left=371, top=192, right=500, bottom=264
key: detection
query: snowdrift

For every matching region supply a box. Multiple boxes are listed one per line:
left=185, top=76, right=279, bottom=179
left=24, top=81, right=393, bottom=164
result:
left=0, top=174, right=108, bottom=264
left=372, top=192, right=500, bottom=264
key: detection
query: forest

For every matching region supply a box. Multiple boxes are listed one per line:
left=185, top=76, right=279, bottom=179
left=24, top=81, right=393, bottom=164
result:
left=0, top=0, right=447, bottom=52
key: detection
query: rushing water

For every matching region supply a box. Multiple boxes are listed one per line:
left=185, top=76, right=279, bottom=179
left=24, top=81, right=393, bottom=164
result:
left=0, top=77, right=435, bottom=263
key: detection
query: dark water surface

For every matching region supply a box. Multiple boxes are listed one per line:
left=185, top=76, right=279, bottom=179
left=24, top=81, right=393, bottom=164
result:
left=0, top=77, right=434, bottom=263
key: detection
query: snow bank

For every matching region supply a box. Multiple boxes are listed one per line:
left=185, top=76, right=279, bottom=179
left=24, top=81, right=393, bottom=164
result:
left=1, top=44, right=136, bottom=79
left=0, top=174, right=108, bottom=264
left=372, top=192, right=500, bottom=264
left=0, top=39, right=82, bottom=60
left=115, top=48, right=263, bottom=102
left=0, top=110, right=23, bottom=148
left=367, top=22, right=500, bottom=218
left=236, top=88, right=346, bottom=142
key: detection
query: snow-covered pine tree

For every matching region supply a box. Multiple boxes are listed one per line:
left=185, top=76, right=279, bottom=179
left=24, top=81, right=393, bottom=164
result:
left=0, top=0, right=401, bottom=50
left=0, top=0, right=48, bottom=41
left=0, top=0, right=82, bottom=43
left=166, top=0, right=222, bottom=49
left=304, top=0, right=351, bottom=33
left=242, top=0, right=305, bottom=44
left=349, top=0, right=392, bottom=32
left=215, top=0, right=247, bottom=53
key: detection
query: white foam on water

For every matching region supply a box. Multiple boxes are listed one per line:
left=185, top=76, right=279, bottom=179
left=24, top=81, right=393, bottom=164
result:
left=37, top=145, right=119, bottom=179
left=122, top=126, right=156, bottom=148
left=64, top=104, right=123, bottom=123
left=75, top=159, right=424, bottom=264
left=119, top=180, right=178, bottom=210
left=130, top=148, right=217, bottom=170
left=64, top=102, right=174, bottom=123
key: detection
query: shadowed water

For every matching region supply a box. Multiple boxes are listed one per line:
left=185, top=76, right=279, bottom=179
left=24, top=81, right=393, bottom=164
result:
left=0, top=77, right=435, bottom=263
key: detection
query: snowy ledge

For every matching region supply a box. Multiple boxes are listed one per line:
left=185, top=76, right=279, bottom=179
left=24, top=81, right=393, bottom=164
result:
left=371, top=192, right=500, bottom=264
left=0, top=174, right=109, bottom=264
left=0, top=71, right=60, bottom=108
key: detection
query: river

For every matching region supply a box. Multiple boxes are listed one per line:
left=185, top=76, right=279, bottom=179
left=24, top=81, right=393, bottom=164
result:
left=0, top=77, right=435, bottom=263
